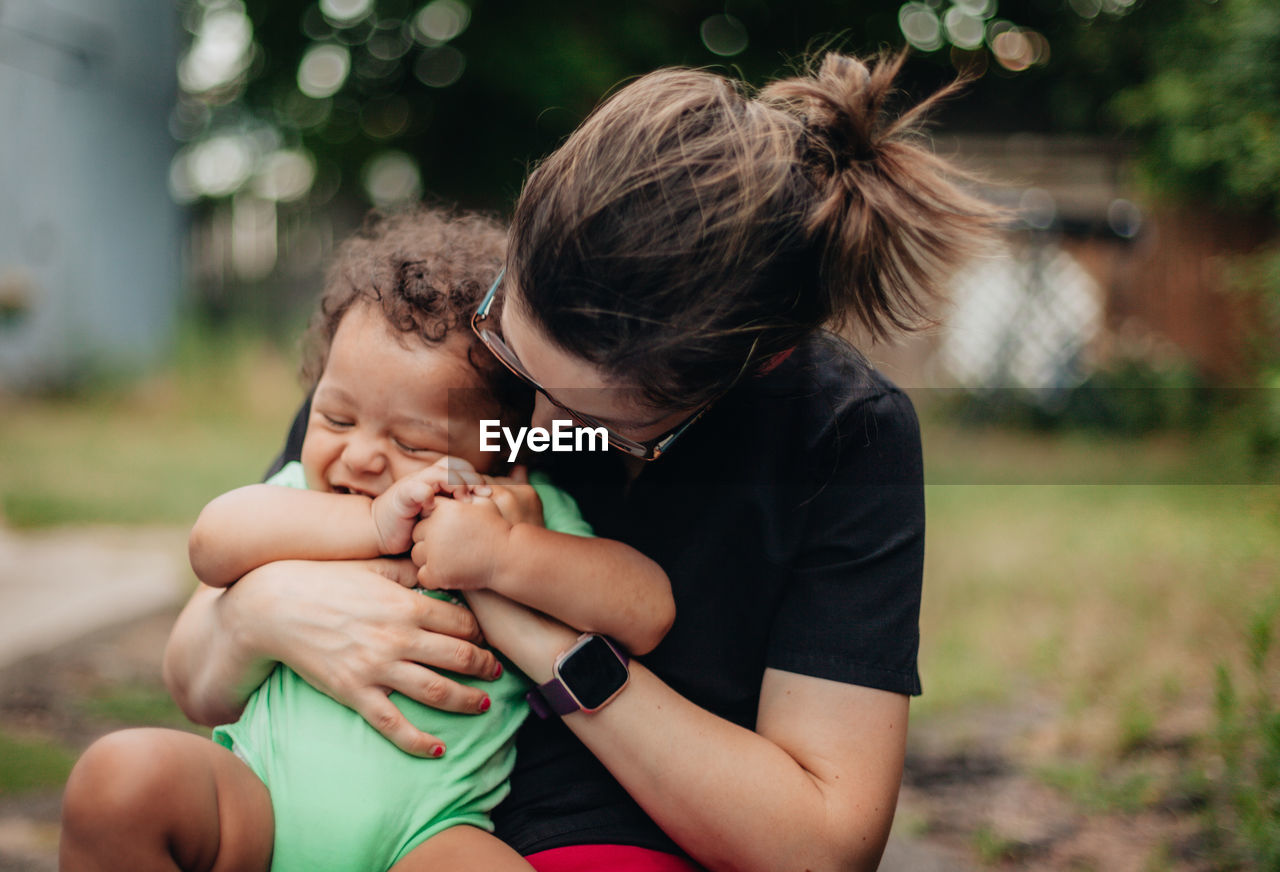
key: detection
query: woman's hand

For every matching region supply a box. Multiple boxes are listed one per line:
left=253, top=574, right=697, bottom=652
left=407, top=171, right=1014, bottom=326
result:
left=165, top=557, right=503, bottom=758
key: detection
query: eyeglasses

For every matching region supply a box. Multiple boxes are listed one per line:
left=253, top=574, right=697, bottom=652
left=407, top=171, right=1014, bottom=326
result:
left=471, top=269, right=710, bottom=461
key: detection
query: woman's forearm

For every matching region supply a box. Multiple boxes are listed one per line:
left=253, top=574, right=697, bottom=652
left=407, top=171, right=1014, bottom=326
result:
left=560, top=668, right=901, bottom=872
left=163, top=583, right=276, bottom=726
left=475, top=598, right=903, bottom=872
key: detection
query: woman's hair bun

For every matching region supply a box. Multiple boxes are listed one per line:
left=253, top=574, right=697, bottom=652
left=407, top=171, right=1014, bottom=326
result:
left=761, top=51, right=1002, bottom=341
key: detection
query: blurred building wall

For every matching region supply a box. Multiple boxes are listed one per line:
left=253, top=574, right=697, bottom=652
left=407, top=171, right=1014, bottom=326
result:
left=0, top=0, right=180, bottom=388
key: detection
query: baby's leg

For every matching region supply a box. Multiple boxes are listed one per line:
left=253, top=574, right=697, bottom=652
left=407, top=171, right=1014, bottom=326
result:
left=389, top=826, right=533, bottom=872
left=60, top=727, right=273, bottom=872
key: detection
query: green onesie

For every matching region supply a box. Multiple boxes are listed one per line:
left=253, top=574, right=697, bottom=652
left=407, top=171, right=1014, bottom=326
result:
left=212, top=461, right=592, bottom=871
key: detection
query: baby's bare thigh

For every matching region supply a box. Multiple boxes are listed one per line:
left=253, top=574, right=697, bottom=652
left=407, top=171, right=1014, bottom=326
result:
left=389, top=826, right=533, bottom=872
left=61, top=728, right=273, bottom=872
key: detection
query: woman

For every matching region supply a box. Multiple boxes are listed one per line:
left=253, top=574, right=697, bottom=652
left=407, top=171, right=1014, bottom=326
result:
left=165, top=52, right=997, bottom=871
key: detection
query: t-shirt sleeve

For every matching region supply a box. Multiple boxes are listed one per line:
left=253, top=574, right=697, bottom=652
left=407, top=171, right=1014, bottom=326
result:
left=528, top=472, right=595, bottom=538
left=264, top=460, right=308, bottom=490
left=766, top=387, right=924, bottom=696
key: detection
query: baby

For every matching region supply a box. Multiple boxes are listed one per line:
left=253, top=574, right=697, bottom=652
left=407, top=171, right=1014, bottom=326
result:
left=59, top=208, right=675, bottom=872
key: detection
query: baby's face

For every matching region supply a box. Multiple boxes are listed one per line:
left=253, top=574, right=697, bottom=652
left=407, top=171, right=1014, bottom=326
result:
left=300, top=302, right=500, bottom=497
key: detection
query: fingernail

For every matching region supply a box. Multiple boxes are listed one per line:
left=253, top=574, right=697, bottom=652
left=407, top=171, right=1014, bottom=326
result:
left=430, top=744, right=445, bottom=758
left=491, top=662, right=503, bottom=679
left=475, top=485, right=492, bottom=496
left=478, top=696, right=492, bottom=713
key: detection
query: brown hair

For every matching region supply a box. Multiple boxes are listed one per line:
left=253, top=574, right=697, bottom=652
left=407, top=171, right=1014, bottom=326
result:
left=509, top=51, right=1001, bottom=410
left=301, top=207, right=527, bottom=418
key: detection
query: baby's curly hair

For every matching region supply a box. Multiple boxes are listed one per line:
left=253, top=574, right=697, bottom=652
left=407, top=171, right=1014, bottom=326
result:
left=301, top=206, right=527, bottom=420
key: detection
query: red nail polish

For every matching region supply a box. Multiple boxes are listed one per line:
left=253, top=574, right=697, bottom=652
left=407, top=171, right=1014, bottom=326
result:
left=492, top=662, right=503, bottom=679
left=430, top=744, right=445, bottom=758
left=478, top=696, right=492, bottom=713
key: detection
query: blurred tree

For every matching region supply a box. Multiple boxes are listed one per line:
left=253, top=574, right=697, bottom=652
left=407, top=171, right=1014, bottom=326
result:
left=174, top=0, right=1151, bottom=212
left=1109, top=0, right=1280, bottom=216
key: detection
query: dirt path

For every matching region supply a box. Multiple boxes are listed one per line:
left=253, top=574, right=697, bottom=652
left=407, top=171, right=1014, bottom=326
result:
left=0, top=524, right=189, bottom=671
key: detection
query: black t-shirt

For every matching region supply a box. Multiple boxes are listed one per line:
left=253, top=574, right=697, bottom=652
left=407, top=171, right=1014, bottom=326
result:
left=272, top=332, right=924, bottom=857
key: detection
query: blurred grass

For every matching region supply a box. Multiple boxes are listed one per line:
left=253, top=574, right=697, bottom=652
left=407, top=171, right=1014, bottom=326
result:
left=0, top=728, right=77, bottom=796
left=75, top=681, right=203, bottom=733
left=918, top=484, right=1279, bottom=722
left=0, top=322, right=301, bottom=528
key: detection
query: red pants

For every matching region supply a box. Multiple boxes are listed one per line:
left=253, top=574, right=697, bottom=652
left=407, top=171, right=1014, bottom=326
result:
left=526, top=844, right=703, bottom=871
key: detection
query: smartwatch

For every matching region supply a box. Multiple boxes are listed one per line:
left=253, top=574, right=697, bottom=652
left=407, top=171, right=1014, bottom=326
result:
left=527, top=633, right=630, bottom=718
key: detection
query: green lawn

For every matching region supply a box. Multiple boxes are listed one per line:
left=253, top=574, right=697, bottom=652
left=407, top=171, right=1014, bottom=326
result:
left=918, top=483, right=1278, bottom=721
left=0, top=328, right=301, bottom=528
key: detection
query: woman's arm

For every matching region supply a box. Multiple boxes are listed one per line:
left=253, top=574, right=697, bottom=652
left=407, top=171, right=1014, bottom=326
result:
left=469, top=592, right=906, bottom=872
left=412, top=497, right=675, bottom=654
left=162, top=557, right=505, bottom=755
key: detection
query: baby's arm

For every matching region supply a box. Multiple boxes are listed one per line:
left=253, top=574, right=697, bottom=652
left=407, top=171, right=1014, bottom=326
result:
left=412, top=498, right=674, bottom=655
left=496, top=522, right=675, bottom=655
left=189, top=468, right=457, bottom=588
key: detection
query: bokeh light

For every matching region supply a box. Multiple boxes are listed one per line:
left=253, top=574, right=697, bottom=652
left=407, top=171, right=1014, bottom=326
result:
left=1107, top=199, right=1143, bottom=238
left=700, top=14, right=749, bottom=57
left=992, top=30, right=1032, bottom=71
left=253, top=149, right=317, bottom=202
left=414, top=0, right=471, bottom=44
left=186, top=134, right=255, bottom=198
left=319, top=0, right=374, bottom=26
left=414, top=45, right=465, bottom=87
left=178, top=4, right=253, bottom=94
left=367, top=26, right=412, bottom=61
left=943, top=7, right=986, bottom=51
left=1019, top=187, right=1057, bottom=231
left=297, top=44, right=351, bottom=99
left=1068, top=0, right=1102, bottom=19
left=362, top=151, right=423, bottom=206
left=952, top=0, right=995, bottom=19
left=899, top=3, right=944, bottom=52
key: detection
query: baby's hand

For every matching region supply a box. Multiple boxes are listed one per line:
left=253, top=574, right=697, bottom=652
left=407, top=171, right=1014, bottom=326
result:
left=478, top=465, right=545, bottom=527
left=372, top=460, right=487, bottom=555
left=411, top=496, right=512, bottom=591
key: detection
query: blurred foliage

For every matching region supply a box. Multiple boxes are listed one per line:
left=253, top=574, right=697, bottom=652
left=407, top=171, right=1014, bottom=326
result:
left=937, top=339, right=1217, bottom=436
left=1108, top=0, right=1280, bottom=217
left=178, top=0, right=1162, bottom=211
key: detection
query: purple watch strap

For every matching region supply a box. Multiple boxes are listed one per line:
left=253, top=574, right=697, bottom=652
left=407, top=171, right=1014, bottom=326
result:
left=527, top=635, right=629, bottom=719
left=527, top=676, right=579, bottom=718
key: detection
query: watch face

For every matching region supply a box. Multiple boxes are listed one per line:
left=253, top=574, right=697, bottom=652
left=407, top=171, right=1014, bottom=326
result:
left=558, top=636, right=629, bottom=710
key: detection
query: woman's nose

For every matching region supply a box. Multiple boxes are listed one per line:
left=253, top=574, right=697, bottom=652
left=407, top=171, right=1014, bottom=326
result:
left=530, top=394, right=579, bottom=434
